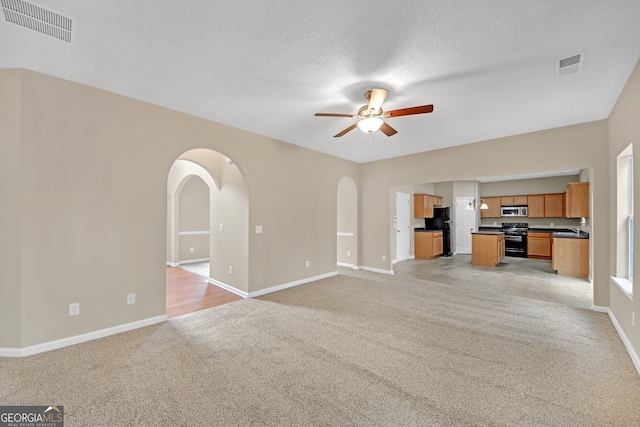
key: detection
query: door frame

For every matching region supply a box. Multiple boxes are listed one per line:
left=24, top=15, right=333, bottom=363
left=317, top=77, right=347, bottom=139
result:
left=395, top=192, right=411, bottom=263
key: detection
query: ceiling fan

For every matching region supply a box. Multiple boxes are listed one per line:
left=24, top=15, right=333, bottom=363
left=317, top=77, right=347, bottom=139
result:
left=314, top=89, right=434, bottom=137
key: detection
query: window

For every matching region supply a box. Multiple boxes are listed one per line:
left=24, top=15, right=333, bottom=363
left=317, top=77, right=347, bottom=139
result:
left=613, top=144, right=634, bottom=298
left=628, top=153, right=633, bottom=281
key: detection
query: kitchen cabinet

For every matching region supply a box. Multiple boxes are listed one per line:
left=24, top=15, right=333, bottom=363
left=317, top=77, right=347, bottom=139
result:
left=501, top=196, right=514, bottom=205
left=482, top=193, right=566, bottom=218
left=501, top=195, right=527, bottom=205
left=527, top=232, right=552, bottom=260
left=513, top=195, right=528, bottom=204
left=552, top=237, right=589, bottom=278
left=415, top=231, right=443, bottom=259
left=528, top=195, right=545, bottom=218
left=565, top=182, right=589, bottom=218
left=471, top=232, right=505, bottom=267
left=480, top=197, right=502, bottom=218
left=413, top=194, right=443, bottom=218
left=545, top=193, right=564, bottom=218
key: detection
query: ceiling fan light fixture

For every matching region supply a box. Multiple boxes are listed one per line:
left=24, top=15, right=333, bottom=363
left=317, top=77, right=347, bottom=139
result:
left=357, top=117, right=383, bottom=133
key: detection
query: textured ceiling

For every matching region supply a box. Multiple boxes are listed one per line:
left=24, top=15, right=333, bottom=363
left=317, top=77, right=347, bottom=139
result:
left=1, top=0, right=640, bottom=163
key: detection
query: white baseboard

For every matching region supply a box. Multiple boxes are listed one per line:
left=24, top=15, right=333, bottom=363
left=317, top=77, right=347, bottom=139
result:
left=207, top=278, right=248, bottom=298
left=166, top=261, right=179, bottom=267
left=179, top=258, right=209, bottom=265
left=595, top=306, right=640, bottom=376
left=208, top=271, right=341, bottom=299
left=0, top=315, right=167, bottom=358
left=591, top=305, right=609, bottom=313
left=337, top=262, right=358, bottom=269
left=360, top=266, right=394, bottom=275
left=247, top=271, right=339, bottom=298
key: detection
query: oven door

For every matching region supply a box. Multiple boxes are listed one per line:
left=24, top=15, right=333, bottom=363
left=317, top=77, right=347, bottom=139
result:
left=504, top=234, right=527, bottom=257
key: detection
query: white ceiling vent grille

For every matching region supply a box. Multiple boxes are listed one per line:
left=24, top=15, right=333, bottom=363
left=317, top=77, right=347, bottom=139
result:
left=1, top=0, right=73, bottom=43
left=556, top=52, right=584, bottom=77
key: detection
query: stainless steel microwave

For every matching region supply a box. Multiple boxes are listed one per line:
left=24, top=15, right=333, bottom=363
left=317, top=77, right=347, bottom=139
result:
left=501, top=206, right=528, bottom=217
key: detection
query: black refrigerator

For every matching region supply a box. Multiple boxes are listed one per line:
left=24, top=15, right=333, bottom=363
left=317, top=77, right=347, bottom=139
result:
left=424, top=207, right=452, bottom=257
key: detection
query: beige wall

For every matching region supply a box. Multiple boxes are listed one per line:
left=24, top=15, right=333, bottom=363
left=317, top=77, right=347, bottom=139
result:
left=608, top=58, right=640, bottom=357
left=178, top=176, right=210, bottom=261
left=337, top=177, right=357, bottom=267
left=360, top=119, right=609, bottom=306
left=480, top=175, right=579, bottom=197
left=0, top=69, right=359, bottom=348
left=0, top=69, right=22, bottom=347
left=208, top=155, right=249, bottom=292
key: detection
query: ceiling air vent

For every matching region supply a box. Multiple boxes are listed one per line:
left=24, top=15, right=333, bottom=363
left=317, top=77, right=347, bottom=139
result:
left=1, top=0, right=73, bottom=43
left=556, top=52, right=584, bottom=77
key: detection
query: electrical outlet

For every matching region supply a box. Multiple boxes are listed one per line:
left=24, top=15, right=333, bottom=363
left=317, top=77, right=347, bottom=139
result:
left=229, top=265, right=233, bottom=274
left=306, top=260, right=310, bottom=267
left=256, top=225, right=263, bottom=233
left=69, top=303, right=79, bottom=316
left=190, top=247, right=194, bottom=253
left=220, top=224, right=223, bottom=232
left=347, top=250, right=351, bottom=256
left=127, top=293, right=136, bottom=305
left=633, top=312, right=636, bottom=327
left=382, top=255, right=387, bottom=261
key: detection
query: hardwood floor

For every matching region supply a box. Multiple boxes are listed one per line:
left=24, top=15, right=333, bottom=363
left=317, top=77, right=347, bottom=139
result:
left=166, top=266, right=242, bottom=318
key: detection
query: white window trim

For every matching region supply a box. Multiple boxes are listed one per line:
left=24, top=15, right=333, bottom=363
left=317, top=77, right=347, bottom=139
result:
left=611, top=276, right=634, bottom=301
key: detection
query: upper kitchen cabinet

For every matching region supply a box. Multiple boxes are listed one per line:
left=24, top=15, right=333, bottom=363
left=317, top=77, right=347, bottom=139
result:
left=480, top=197, right=501, bottom=218
left=545, top=193, right=564, bottom=217
left=565, top=183, right=589, bottom=218
left=527, top=195, right=545, bottom=217
left=501, top=195, right=528, bottom=205
left=414, top=194, right=443, bottom=218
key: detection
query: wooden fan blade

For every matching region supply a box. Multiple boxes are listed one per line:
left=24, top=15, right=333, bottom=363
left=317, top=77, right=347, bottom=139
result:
left=379, top=122, right=397, bottom=137
left=315, top=113, right=356, bottom=118
left=384, top=104, right=434, bottom=118
left=368, top=88, right=388, bottom=114
left=334, top=123, right=358, bottom=137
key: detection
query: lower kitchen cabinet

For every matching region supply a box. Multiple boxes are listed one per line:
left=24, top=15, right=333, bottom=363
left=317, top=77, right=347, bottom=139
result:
left=415, top=231, right=443, bottom=259
left=552, top=237, right=589, bottom=278
left=471, top=232, right=505, bottom=267
left=527, top=232, right=552, bottom=260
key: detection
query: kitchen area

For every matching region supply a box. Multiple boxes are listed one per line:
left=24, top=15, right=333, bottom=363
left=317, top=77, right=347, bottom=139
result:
left=411, top=174, right=591, bottom=280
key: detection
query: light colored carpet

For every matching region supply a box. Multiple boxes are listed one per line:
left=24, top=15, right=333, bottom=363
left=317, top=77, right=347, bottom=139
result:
left=1, top=268, right=639, bottom=426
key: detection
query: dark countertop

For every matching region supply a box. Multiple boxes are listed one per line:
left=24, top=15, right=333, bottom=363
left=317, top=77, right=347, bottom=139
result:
left=414, top=228, right=442, bottom=233
left=471, top=231, right=505, bottom=235
left=479, top=226, right=590, bottom=239
left=552, top=231, right=589, bottom=239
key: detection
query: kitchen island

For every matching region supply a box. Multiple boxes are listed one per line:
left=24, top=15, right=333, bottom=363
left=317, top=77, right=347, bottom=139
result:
left=552, top=231, right=589, bottom=278
left=471, top=231, right=505, bottom=267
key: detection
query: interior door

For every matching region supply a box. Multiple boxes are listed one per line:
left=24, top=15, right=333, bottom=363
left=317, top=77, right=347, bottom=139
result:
left=396, top=192, right=411, bottom=262
left=455, top=197, right=476, bottom=254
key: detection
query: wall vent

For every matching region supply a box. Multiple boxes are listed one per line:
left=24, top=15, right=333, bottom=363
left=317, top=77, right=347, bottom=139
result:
left=1, top=0, right=73, bottom=43
left=556, top=52, right=584, bottom=77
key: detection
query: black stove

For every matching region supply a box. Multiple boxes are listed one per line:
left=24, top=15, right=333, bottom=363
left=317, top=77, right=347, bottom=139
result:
left=501, top=222, right=528, bottom=257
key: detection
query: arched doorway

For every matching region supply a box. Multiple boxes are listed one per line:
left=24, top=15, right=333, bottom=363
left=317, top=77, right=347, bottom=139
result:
left=166, top=149, right=249, bottom=317
left=337, top=176, right=358, bottom=269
